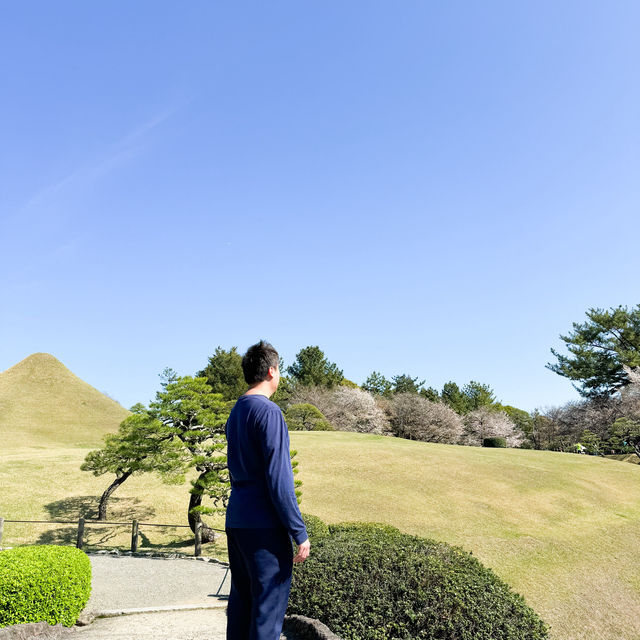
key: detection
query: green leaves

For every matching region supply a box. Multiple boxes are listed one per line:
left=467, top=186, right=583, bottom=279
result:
left=362, top=371, right=393, bottom=397
left=392, top=373, right=425, bottom=395
left=82, top=373, right=232, bottom=520
left=608, top=416, right=640, bottom=457
left=288, top=346, right=344, bottom=388
left=149, top=376, right=230, bottom=508
left=291, top=448, right=302, bottom=504
left=288, top=522, right=549, bottom=640
left=285, top=403, right=333, bottom=431
left=196, top=346, right=248, bottom=401
left=0, top=546, right=91, bottom=627
left=548, top=305, right=640, bottom=398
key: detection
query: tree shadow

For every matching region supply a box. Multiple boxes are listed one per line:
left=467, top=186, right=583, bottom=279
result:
left=37, top=496, right=156, bottom=547
left=42, top=495, right=155, bottom=521
left=36, top=525, right=125, bottom=546
left=138, top=531, right=197, bottom=550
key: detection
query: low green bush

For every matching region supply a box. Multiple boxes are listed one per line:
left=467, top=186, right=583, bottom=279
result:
left=301, top=513, right=330, bottom=542
left=0, top=545, right=92, bottom=628
left=285, top=403, right=333, bottom=431
left=483, top=437, right=507, bottom=448
left=289, top=525, right=548, bottom=640
left=328, top=521, right=401, bottom=537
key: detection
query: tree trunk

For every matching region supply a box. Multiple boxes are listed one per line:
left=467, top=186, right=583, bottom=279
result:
left=188, top=474, right=217, bottom=543
left=98, top=470, right=133, bottom=520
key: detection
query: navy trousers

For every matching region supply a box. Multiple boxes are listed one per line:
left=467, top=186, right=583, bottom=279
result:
left=226, top=527, right=293, bottom=640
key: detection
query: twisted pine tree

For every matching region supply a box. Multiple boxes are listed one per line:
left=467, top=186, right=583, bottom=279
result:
left=148, top=371, right=231, bottom=543
left=81, top=404, right=188, bottom=520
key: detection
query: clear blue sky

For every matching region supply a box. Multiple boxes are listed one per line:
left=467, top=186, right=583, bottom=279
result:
left=1, top=2, right=639, bottom=412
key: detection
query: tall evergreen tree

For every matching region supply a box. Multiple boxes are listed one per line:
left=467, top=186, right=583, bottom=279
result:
left=462, top=381, right=496, bottom=411
left=441, top=381, right=497, bottom=414
left=197, top=346, right=247, bottom=401
left=362, top=371, right=392, bottom=397
left=391, top=374, right=425, bottom=395
left=419, top=386, right=441, bottom=403
left=287, top=346, right=344, bottom=388
left=441, top=381, right=468, bottom=413
left=547, top=305, right=640, bottom=398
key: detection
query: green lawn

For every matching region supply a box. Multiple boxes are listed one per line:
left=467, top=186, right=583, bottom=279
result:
left=1, top=431, right=639, bottom=640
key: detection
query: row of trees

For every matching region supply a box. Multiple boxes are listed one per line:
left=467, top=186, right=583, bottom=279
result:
left=524, top=371, right=640, bottom=456
left=194, top=344, right=525, bottom=445
left=286, top=385, right=524, bottom=448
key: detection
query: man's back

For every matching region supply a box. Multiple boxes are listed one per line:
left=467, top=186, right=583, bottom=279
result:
left=225, top=393, right=307, bottom=544
left=225, top=341, right=309, bottom=640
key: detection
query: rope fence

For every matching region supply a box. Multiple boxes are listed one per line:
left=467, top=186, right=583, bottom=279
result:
left=0, top=516, right=225, bottom=556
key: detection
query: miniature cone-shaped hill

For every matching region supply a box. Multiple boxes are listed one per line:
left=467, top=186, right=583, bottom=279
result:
left=0, top=353, right=129, bottom=448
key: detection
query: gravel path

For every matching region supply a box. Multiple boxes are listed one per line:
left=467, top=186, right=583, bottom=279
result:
left=74, top=609, right=230, bottom=640
left=68, top=554, right=299, bottom=640
left=0, top=554, right=303, bottom=640
left=83, top=554, right=230, bottom=613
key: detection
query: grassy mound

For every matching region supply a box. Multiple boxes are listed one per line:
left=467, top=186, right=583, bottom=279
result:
left=289, top=523, right=548, bottom=640
left=0, top=545, right=91, bottom=627
left=0, top=353, right=128, bottom=448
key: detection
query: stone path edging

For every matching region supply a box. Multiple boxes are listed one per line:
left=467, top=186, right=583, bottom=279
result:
left=87, top=549, right=230, bottom=566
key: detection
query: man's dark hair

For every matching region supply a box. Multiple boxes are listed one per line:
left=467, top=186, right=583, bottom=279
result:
left=242, top=340, right=279, bottom=385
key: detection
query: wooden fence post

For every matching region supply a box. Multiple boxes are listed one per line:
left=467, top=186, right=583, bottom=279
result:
left=131, top=520, right=139, bottom=552
left=0, top=517, right=4, bottom=547
left=194, top=521, right=202, bottom=557
left=76, top=517, right=85, bottom=550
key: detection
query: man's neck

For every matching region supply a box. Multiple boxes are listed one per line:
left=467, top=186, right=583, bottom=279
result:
left=245, top=382, right=274, bottom=398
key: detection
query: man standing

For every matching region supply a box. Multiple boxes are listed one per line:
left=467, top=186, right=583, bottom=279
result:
left=225, top=340, right=310, bottom=640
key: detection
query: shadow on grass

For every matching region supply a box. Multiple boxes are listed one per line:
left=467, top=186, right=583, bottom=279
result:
left=43, top=495, right=156, bottom=522
left=36, top=496, right=157, bottom=546
left=36, top=496, right=223, bottom=553
left=137, top=532, right=197, bottom=550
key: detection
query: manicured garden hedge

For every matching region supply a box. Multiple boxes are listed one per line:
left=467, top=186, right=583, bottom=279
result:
left=328, top=521, right=401, bottom=537
left=286, top=403, right=334, bottom=431
left=289, top=522, right=548, bottom=640
left=483, top=437, right=507, bottom=448
left=302, top=513, right=331, bottom=542
left=0, top=545, right=92, bottom=628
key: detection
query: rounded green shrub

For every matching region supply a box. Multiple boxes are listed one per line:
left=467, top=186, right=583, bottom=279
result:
left=483, top=437, right=507, bottom=448
left=285, top=403, right=333, bottom=431
left=0, top=545, right=92, bottom=628
left=288, top=526, right=548, bottom=640
left=302, top=513, right=330, bottom=542
left=328, top=521, right=401, bottom=537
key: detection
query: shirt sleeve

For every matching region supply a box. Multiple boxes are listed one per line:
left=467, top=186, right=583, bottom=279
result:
left=258, top=406, right=309, bottom=545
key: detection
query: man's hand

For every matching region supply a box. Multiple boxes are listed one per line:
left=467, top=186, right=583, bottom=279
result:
left=293, top=538, right=310, bottom=563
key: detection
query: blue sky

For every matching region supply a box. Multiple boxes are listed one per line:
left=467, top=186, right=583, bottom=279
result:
left=1, top=2, right=639, bottom=412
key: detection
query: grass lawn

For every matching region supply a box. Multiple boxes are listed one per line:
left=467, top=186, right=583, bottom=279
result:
left=1, top=431, right=639, bottom=640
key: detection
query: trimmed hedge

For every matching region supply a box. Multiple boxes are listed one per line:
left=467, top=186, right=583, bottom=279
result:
left=0, top=545, right=92, bottom=628
left=302, top=513, right=331, bottom=542
left=328, top=521, right=401, bottom=537
left=483, top=437, right=507, bottom=448
left=289, top=523, right=548, bottom=640
left=286, top=403, right=334, bottom=431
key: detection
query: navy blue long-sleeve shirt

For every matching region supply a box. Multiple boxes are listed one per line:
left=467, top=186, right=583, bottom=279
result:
left=225, top=394, right=308, bottom=545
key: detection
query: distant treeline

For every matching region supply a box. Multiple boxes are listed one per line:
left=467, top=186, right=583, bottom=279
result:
left=197, top=330, right=640, bottom=460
